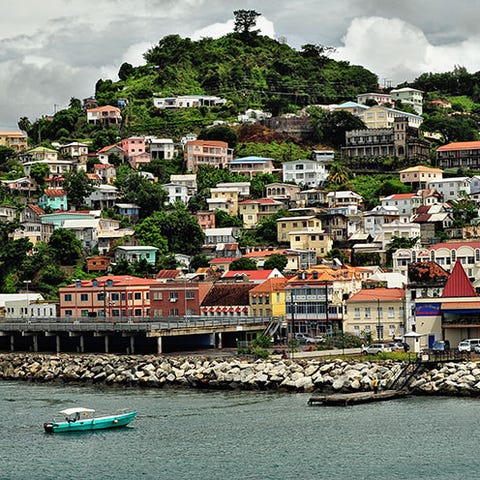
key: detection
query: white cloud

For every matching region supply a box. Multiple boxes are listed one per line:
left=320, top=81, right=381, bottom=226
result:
left=335, top=16, right=480, bottom=84
left=191, top=16, right=275, bottom=41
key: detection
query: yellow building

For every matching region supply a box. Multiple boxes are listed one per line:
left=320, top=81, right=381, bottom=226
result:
left=0, top=131, right=28, bottom=152
left=288, top=228, right=332, bottom=257
left=239, top=198, right=284, bottom=229
left=249, top=277, right=288, bottom=318
left=276, top=215, right=322, bottom=243
left=344, top=288, right=405, bottom=341
left=207, top=187, right=240, bottom=216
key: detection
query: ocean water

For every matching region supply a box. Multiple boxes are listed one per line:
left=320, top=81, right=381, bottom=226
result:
left=1, top=381, right=479, bottom=480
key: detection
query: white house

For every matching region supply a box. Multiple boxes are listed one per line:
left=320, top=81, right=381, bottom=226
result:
left=146, top=137, right=175, bottom=160
left=380, top=193, right=422, bottom=223
left=162, top=183, right=190, bottom=205
left=153, top=95, right=226, bottom=109
left=428, top=177, right=471, bottom=202
left=283, top=159, right=328, bottom=186
left=363, top=205, right=400, bottom=238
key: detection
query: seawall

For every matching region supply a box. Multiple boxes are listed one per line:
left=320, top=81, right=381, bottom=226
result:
left=1, top=353, right=480, bottom=396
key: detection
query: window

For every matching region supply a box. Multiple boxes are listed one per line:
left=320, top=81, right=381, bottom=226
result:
left=153, top=292, right=163, bottom=300
left=128, top=293, right=133, bottom=300
left=354, top=307, right=360, bottom=318
left=388, top=307, right=394, bottom=318
left=134, top=309, right=142, bottom=316
left=80, top=294, right=88, bottom=302
left=134, top=292, right=142, bottom=300
left=169, top=292, right=179, bottom=300
left=65, top=310, right=72, bottom=317
left=186, top=291, right=195, bottom=300
left=365, top=307, right=371, bottom=318
left=64, top=294, right=72, bottom=302
left=354, top=326, right=360, bottom=336
left=112, top=309, right=120, bottom=317
left=169, top=308, right=179, bottom=316
left=111, top=293, right=119, bottom=301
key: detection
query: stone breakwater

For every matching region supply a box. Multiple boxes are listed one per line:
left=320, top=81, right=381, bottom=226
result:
left=1, top=353, right=480, bottom=395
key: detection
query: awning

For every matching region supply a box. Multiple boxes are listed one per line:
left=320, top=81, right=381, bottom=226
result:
left=236, top=307, right=241, bottom=312
left=242, top=307, right=248, bottom=312
left=216, top=307, right=222, bottom=312
left=222, top=307, right=229, bottom=312
left=202, top=307, right=208, bottom=312
left=441, top=301, right=480, bottom=311
left=228, top=307, right=234, bottom=312
left=209, top=307, right=215, bottom=312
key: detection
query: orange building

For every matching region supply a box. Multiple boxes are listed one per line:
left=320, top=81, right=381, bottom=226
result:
left=59, top=275, right=157, bottom=318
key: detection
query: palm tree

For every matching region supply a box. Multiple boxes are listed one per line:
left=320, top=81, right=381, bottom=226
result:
left=327, top=162, right=351, bottom=188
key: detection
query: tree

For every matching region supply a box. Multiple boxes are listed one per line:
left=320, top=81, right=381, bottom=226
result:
left=327, top=162, right=352, bottom=189
left=48, top=229, right=83, bottom=265
left=134, top=216, right=169, bottom=253
left=116, top=173, right=168, bottom=219
left=190, top=254, right=210, bottom=271
left=118, top=62, right=134, bottom=81
left=264, top=254, right=288, bottom=272
left=230, top=257, right=258, bottom=270
left=198, top=125, right=238, bottom=148
left=63, top=171, right=94, bottom=209
left=450, top=196, right=479, bottom=227
left=18, top=117, right=31, bottom=133
left=30, top=163, right=50, bottom=192
left=233, top=10, right=261, bottom=36
left=215, top=210, right=242, bottom=228
left=136, top=204, right=205, bottom=255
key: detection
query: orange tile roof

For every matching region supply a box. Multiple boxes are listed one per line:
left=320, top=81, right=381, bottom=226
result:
left=437, top=141, right=480, bottom=152
left=348, top=288, right=405, bottom=302
left=44, top=189, right=66, bottom=197
left=28, top=204, right=45, bottom=215
left=87, top=105, right=120, bottom=113
left=250, top=277, right=288, bottom=293
left=94, top=163, right=114, bottom=169
left=385, top=193, right=416, bottom=200
left=244, top=249, right=287, bottom=258
left=187, top=139, right=228, bottom=147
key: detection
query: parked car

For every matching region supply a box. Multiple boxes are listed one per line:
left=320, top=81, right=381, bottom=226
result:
left=387, top=342, right=404, bottom=352
left=362, top=343, right=393, bottom=355
left=474, top=344, right=480, bottom=354
left=432, top=340, right=450, bottom=352
left=294, top=333, right=319, bottom=345
left=458, top=339, right=480, bottom=352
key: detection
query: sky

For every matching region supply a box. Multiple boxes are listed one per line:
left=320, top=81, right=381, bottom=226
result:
left=1, top=0, right=480, bottom=129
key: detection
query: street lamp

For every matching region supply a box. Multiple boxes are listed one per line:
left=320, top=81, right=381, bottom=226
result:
left=290, top=297, right=297, bottom=360
left=376, top=298, right=382, bottom=341
left=23, top=280, right=31, bottom=319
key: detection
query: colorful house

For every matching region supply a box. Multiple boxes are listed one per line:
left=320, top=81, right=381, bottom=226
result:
left=38, top=189, right=68, bottom=211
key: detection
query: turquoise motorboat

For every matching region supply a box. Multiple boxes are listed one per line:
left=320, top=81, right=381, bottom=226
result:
left=43, top=407, right=138, bottom=433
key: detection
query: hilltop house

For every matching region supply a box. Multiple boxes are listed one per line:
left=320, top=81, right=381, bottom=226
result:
left=86, top=105, right=122, bottom=126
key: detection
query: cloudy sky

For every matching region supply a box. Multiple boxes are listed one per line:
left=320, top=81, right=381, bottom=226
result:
left=1, top=0, right=479, bottom=129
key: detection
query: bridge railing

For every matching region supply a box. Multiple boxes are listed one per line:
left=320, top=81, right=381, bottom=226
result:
left=0, top=315, right=273, bottom=332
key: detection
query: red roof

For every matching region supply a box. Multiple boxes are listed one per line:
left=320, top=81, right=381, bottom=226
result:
left=28, top=204, right=45, bottom=215
left=441, top=260, right=476, bottom=298
left=44, top=189, right=66, bottom=197
left=94, top=163, right=114, bottom=170
left=209, top=257, right=235, bottom=264
left=239, top=198, right=280, bottom=205
left=429, top=241, right=480, bottom=251
left=437, top=141, right=480, bottom=152
left=348, top=288, right=405, bottom=302
left=155, top=269, right=181, bottom=280
left=222, top=269, right=281, bottom=281
left=385, top=193, right=416, bottom=200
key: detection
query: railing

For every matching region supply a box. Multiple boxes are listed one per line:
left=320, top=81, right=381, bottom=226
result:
left=0, top=315, right=272, bottom=333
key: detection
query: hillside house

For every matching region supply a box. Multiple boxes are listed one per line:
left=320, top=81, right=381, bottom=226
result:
left=86, top=105, right=122, bottom=126
left=185, top=140, right=233, bottom=172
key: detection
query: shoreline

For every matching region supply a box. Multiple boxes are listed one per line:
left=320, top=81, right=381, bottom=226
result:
left=1, top=352, right=480, bottom=397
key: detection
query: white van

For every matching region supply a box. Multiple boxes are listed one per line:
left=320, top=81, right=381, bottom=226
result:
left=458, top=339, right=480, bottom=352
